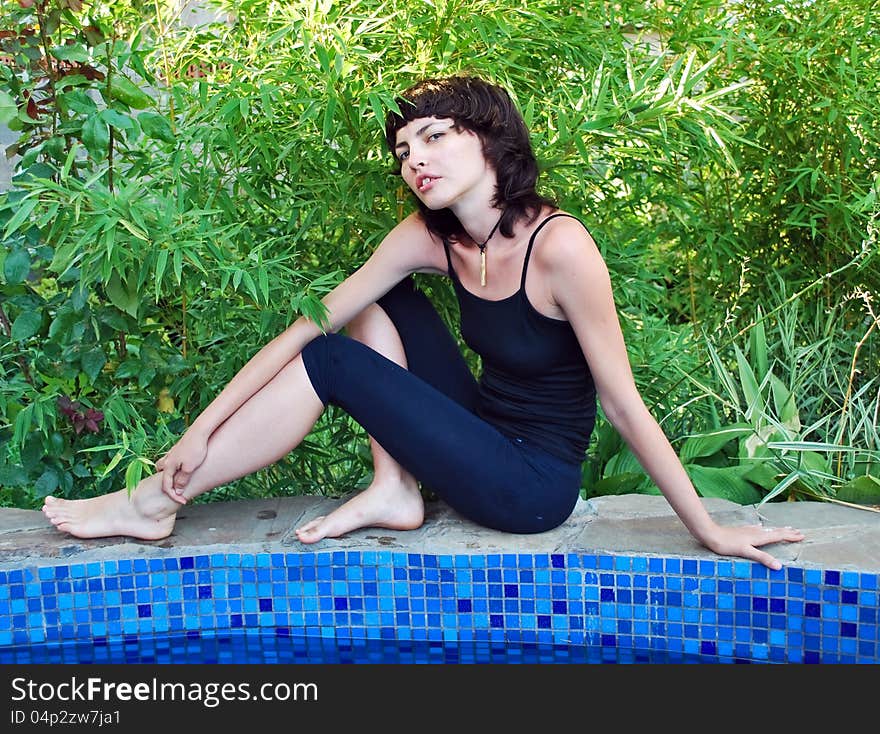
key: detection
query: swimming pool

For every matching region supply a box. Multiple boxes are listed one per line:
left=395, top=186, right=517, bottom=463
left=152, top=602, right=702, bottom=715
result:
left=1, top=549, right=877, bottom=664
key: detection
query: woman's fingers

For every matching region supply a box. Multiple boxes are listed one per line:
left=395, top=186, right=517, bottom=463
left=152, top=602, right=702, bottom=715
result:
left=743, top=525, right=805, bottom=570
left=755, top=525, right=806, bottom=546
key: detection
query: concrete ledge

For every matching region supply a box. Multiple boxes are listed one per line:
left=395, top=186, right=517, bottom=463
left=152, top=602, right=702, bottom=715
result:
left=2, top=494, right=879, bottom=573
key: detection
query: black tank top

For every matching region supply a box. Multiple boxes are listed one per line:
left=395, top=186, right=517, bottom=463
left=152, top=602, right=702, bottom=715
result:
left=443, top=213, right=597, bottom=464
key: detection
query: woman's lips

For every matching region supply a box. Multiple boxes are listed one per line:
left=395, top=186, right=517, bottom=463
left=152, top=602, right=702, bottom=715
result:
left=416, top=175, right=440, bottom=192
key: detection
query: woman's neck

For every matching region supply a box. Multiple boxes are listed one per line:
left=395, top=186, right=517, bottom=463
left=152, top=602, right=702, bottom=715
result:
left=451, top=199, right=506, bottom=246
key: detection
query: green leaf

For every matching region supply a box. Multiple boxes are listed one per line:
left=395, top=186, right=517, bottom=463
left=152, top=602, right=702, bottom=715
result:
left=59, top=89, right=98, bottom=115
left=760, top=471, right=803, bottom=504
left=836, top=475, right=880, bottom=506
left=139, top=112, right=175, bottom=143
left=734, top=344, right=762, bottom=420
left=108, top=75, right=153, bottom=109
left=591, top=472, right=651, bottom=496
left=101, top=449, right=126, bottom=478
left=705, top=340, right=740, bottom=406
left=680, top=424, right=753, bottom=463
left=34, top=467, right=61, bottom=498
left=603, top=447, right=642, bottom=477
left=81, top=347, right=107, bottom=383
left=101, top=108, right=135, bottom=129
left=0, top=464, right=29, bottom=487
left=769, top=374, right=799, bottom=430
left=11, top=311, right=42, bottom=341
left=3, top=248, right=31, bottom=284
left=687, top=464, right=763, bottom=505
left=742, top=460, right=781, bottom=490
left=50, top=44, right=89, bottom=63
left=81, top=115, right=110, bottom=158
left=322, top=95, right=337, bottom=140
left=0, top=90, right=15, bottom=126
left=3, top=196, right=39, bottom=238
left=105, top=271, right=140, bottom=318
left=124, top=458, right=145, bottom=494
left=750, top=306, right=768, bottom=379
left=154, top=249, right=169, bottom=298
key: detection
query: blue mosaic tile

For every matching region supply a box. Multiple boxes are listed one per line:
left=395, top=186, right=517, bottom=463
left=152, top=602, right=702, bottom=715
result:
left=1, top=549, right=878, bottom=663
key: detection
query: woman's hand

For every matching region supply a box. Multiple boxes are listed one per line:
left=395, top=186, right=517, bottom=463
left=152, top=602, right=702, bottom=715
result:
left=155, top=429, right=209, bottom=504
left=699, top=523, right=805, bottom=570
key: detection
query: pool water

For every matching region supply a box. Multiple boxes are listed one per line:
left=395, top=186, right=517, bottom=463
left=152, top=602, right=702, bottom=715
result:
left=0, top=629, right=758, bottom=664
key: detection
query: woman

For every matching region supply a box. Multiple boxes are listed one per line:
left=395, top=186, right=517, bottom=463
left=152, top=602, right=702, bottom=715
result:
left=43, top=75, right=803, bottom=569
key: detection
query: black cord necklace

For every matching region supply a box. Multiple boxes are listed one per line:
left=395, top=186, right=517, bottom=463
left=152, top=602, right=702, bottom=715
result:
left=471, top=211, right=504, bottom=287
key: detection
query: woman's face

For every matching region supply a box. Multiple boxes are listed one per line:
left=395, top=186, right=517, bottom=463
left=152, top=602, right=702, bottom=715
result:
left=394, top=116, right=494, bottom=210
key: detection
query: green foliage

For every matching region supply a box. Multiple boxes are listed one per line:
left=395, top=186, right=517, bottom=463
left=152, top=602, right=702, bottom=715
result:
left=594, top=290, right=880, bottom=507
left=1, top=0, right=877, bottom=513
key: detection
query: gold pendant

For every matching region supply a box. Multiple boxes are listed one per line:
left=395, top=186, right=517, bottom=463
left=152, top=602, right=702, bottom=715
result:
left=480, top=248, right=487, bottom=287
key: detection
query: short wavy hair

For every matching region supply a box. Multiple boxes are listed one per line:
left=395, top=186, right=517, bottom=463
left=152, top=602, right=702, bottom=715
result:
left=384, top=75, right=555, bottom=241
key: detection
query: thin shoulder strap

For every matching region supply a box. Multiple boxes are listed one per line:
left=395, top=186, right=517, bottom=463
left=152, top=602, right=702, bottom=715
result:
left=520, top=213, right=581, bottom=289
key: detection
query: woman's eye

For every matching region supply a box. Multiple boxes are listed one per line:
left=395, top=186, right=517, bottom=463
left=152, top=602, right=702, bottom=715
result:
left=398, top=150, right=409, bottom=161
left=428, top=132, right=443, bottom=142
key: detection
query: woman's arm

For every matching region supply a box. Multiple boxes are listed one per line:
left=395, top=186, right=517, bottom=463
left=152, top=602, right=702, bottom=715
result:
left=541, top=218, right=803, bottom=569
left=157, top=212, right=444, bottom=496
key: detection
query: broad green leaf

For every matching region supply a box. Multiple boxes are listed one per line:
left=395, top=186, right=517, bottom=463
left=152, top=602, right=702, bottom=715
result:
left=0, top=90, right=15, bottom=126
left=680, top=424, right=753, bottom=463
left=139, top=111, right=175, bottom=143
left=687, top=464, right=763, bottom=505
left=101, top=109, right=135, bottom=129
left=59, top=89, right=98, bottom=115
left=603, top=448, right=642, bottom=477
left=50, top=44, right=89, bottom=63
left=742, top=460, right=780, bottom=490
left=81, top=347, right=107, bottom=383
left=3, top=248, right=31, bottom=284
left=81, top=115, right=110, bottom=158
left=105, top=271, right=139, bottom=318
left=11, top=311, right=42, bottom=341
left=835, top=475, right=880, bottom=506
left=591, top=472, right=651, bottom=496
left=34, top=467, right=61, bottom=498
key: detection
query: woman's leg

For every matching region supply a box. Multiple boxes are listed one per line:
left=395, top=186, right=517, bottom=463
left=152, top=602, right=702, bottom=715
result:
left=293, top=302, right=426, bottom=543
left=297, top=278, right=480, bottom=543
left=294, top=332, right=581, bottom=538
left=43, top=353, right=327, bottom=540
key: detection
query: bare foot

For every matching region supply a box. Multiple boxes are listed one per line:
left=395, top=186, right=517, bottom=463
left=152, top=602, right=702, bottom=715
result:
left=43, top=475, right=177, bottom=540
left=295, top=475, right=424, bottom=544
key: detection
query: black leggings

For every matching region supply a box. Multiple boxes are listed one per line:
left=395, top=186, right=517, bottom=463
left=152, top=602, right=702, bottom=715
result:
left=299, top=277, right=582, bottom=534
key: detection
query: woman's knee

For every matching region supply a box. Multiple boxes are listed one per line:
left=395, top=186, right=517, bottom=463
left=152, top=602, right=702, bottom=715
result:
left=300, top=332, right=349, bottom=404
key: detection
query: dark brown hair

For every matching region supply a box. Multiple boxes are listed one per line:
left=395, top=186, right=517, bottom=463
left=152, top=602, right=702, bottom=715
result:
left=384, top=75, right=555, bottom=240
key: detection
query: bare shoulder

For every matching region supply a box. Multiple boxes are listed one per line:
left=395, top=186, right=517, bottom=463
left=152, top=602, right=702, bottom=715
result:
left=377, top=211, right=447, bottom=275
left=533, top=212, right=605, bottom=277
